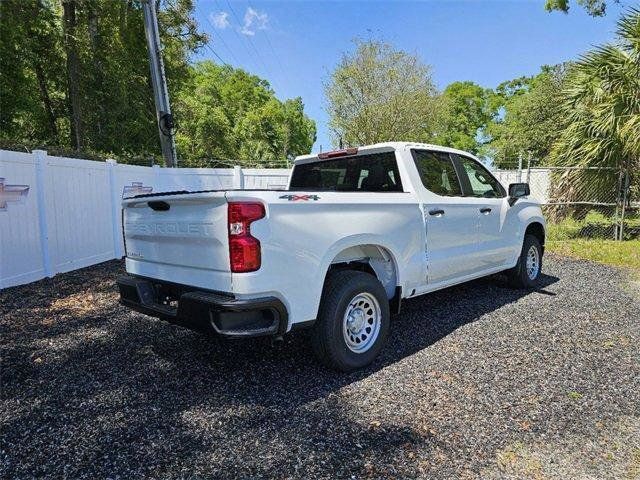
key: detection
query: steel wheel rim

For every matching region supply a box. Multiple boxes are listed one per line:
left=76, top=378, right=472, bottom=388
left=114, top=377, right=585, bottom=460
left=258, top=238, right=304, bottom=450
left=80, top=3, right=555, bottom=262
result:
left=526, top=245, right=540, bottom=280
left=343, top=292, right=381, bottom=353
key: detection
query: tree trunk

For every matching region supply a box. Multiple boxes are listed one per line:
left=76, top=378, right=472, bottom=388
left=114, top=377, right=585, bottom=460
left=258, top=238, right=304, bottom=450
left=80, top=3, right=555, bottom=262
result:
left=119, top=0, right=132, bottom=42
left=29, top=0, right=58, bottom=141
left=32, top=59, right=58, bottom=140
left=87, top=1, right=103, bottom=139
left=62, top=0, right=83, bottom=150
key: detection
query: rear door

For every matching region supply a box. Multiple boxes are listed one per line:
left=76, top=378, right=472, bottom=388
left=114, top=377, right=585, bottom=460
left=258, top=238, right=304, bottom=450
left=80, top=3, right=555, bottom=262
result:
left=411, top=149, right=482, bottom=285
left=122, top=191, right=232, bottom=291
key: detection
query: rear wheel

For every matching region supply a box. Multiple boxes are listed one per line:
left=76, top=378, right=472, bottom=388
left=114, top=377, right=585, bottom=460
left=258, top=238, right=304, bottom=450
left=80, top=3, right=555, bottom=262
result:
left=507, top=234, right=543, bottom=288
left=311, top=270, right=390, bottom=372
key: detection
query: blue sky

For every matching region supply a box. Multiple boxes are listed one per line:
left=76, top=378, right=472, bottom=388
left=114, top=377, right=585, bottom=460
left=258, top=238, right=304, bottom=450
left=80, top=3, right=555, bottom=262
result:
left=192, top=0, right=626, bottom=153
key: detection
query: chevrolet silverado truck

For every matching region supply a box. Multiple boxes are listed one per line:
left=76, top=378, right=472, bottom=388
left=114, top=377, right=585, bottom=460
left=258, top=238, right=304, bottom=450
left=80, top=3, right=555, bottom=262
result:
left=117, top=142, right=545, bottom=371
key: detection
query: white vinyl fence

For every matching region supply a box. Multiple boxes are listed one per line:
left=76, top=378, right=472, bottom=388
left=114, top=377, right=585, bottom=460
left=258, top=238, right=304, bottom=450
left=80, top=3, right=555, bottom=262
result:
left=0, top=149, right=290, bottom=289
left=493, top=168, right=551, bottom=204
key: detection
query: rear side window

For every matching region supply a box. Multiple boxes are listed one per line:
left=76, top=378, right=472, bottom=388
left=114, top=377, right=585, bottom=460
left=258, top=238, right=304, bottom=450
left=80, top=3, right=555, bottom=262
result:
left=289, top=151, right=403, bottom=192
left=411, top=150, right=462, bottom=196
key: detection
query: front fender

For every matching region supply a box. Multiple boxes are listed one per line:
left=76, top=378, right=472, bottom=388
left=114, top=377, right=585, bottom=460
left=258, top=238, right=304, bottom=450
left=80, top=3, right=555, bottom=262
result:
left=517, top=203, right=546, bottom=237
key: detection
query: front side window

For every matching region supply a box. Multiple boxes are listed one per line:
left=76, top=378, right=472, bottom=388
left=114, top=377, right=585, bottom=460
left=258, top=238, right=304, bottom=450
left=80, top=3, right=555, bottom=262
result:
left=289, top=151, right=403, bottom=192
left=455, top=155, right=505, bottom=198
left=411, top=150, right=462, bottom=196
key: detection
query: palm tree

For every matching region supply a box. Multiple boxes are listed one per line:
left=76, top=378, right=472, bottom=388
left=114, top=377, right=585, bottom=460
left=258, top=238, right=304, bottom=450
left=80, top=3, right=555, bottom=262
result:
left=549, top=8, right=640, bottom=222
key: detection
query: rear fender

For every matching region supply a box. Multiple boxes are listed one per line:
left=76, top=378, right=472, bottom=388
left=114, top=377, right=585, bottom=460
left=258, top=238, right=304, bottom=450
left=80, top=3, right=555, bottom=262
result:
left=313, top=235, right=402, bottom=318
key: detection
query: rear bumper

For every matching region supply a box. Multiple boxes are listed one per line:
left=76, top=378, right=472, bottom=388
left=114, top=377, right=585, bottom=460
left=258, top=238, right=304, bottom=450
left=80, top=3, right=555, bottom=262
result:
left=116, top=275, right=287, bottom=338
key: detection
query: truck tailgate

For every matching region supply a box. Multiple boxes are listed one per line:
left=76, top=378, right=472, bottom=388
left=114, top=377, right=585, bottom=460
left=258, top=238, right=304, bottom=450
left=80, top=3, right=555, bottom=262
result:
left=122, top=192, right=231, bottom=291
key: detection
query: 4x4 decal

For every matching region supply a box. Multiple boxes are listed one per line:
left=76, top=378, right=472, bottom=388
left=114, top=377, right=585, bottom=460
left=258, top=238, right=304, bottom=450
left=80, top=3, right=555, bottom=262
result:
left=279, top=194, right=320, bottom=201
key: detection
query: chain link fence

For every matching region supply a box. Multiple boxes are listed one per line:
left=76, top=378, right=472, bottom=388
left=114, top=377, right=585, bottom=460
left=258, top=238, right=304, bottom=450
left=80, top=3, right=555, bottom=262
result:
left=494, top=166, right=638, bottom=241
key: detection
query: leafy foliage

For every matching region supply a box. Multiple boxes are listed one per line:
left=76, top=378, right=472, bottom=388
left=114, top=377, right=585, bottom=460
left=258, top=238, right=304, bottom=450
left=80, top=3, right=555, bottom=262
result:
left=544, top=0, right=612, bottom=16
left=551, top=8, right=640, bottom=172
left=0, top=1, right=66, bottom=146
left=324, top=41, right=565, bottom=163
left=484, top=65, right=568, bottom=168
left=2, top=1, right=638, bottom=178
left=549, top=7, right=640, bottom=208
left=0, top=0, right=314, bottom=166
left=325, top=40, right=442, bottom=147
left=434, top=81, right=492, bottom=155
left=0, top=0, right=206, bottom=161
left=175, top=62, right=315, bottom=166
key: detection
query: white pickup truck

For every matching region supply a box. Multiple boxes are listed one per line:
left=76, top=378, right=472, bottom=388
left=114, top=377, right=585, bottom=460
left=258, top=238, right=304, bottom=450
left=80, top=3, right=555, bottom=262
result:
left=117, top=142, right=545, bottom=371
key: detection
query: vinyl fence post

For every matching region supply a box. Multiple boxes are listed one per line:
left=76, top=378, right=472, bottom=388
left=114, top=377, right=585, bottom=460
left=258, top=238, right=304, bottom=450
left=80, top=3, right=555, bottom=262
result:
left=33, top=149, right=52, bottom=277
left=153, top=164, right=162, bottom=191
left=233, top=165, right=244, bottom=189
left=106, top=159, right=123, bottom=258
left=517, top=153, right=523, bottom=183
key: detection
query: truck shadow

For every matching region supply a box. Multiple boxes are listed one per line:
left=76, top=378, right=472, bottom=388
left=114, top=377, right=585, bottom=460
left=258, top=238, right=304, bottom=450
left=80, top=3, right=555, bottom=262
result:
left=381, top=272, right=560, bottom=365
left=147, top=270, right=561, bottom=404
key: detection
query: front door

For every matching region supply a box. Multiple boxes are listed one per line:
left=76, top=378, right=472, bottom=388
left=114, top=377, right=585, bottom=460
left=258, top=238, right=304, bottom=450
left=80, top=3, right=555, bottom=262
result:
left=452, top=154, right=518, bottom=269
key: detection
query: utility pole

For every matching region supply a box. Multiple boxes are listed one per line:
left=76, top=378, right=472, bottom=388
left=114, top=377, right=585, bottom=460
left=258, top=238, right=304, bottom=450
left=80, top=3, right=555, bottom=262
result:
left=141, top=0, right=177, bottom=167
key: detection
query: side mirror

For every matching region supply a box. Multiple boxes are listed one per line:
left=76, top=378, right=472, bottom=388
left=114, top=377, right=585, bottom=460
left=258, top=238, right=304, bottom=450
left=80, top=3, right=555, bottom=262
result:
left=508, top=182, right=530, bottom=205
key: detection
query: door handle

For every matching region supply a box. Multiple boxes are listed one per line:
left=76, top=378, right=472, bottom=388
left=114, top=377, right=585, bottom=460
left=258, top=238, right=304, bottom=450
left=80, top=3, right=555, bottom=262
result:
left=480, top=207, right=492, bottom=214
left=428, top=209, right=445, bottom=216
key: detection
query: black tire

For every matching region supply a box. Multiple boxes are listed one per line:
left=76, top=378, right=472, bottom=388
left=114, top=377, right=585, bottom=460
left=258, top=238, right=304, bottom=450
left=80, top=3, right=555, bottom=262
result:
left=507, top=234, right=543, bottom=288
left=310, top=270, right=390, bottom=372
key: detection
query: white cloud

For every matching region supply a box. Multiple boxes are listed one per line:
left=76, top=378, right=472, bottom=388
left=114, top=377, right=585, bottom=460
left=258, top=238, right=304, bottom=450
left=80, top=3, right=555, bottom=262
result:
left=240, top=7, right=268, bottom=36
left=209, top=11, right=230, bottom=30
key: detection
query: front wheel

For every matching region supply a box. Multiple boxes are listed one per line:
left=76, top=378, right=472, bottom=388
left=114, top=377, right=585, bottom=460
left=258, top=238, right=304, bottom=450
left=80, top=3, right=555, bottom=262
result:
left=507, top=234, right=543, bottom=288
left=310, top=270, right=390, bottom=372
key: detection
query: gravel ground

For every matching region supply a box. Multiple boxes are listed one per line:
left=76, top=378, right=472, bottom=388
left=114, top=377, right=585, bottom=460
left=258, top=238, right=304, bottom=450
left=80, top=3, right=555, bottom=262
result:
left=1, top=256, right=638, bottom=479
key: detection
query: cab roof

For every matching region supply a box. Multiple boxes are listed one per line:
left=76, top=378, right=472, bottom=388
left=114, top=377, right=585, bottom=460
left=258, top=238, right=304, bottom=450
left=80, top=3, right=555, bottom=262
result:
left=294, top=142, right=480, bottom=164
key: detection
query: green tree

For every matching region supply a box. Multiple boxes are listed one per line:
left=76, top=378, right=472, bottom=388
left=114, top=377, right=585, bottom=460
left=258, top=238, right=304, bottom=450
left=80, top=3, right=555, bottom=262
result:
left=325, top=39, right=442, bottom=147
left=434, top=81, right=491, bottom=154
left=0, top=0, right=66, bottom=146
left=174, top=61, right=316, bottom=166
left=484, top=65, right=568, bottom=168
left=544, top=0, right=612, bottom=16
left=0, top=0, right=206, bottom=162
left=550, top=8, right=640, bottom=199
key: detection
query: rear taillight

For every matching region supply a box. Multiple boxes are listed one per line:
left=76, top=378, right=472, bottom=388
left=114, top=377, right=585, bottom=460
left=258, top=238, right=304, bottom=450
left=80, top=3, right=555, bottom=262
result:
left=228, top=202, right=265, bottom=273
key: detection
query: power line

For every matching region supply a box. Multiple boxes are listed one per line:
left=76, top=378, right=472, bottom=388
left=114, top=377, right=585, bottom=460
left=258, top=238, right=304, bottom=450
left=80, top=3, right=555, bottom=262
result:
left=212, top=0, right=259, bottom=71
left=204, top=42, right=230, bottom=66
left=247, top=0, right=286, bottom=79
left=223, top=0, right=274, bottom=80
left=197, top=2, right=240, bottom=65
left=165, top=0, right=231, bottom=66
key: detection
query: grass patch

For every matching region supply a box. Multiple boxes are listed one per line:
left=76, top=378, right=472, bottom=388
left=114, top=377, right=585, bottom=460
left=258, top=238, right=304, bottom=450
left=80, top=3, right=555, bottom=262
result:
left=567, top=391, right=583, bottom=400
left=547, top=239, right=640, bottom=271
left=546, top=210, right=640, bottom=241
